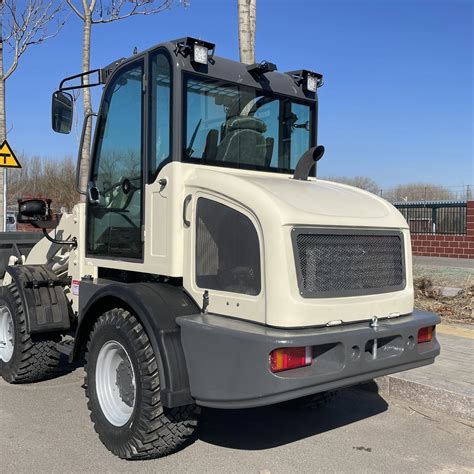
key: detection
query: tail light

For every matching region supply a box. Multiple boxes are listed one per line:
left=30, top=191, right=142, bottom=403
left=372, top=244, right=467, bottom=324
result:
left=270, top=346, right=312, bottom=373
left=418, top=326, right=434, bottom=344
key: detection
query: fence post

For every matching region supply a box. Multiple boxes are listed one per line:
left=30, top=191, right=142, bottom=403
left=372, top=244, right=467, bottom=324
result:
left=431, top=206, right=437, bottom=234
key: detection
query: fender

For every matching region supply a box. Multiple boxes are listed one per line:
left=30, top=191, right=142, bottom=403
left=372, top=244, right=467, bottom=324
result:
left=5, top=265, right=71, bottom=334
left=75, top=278, right=200, bottom=408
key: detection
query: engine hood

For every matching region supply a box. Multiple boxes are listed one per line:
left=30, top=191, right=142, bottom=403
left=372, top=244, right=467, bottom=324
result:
left=181, top=164, right=413, bottom=328
left=246, top=175, right=401, bottom=222
left=186, top=166, right=408, bottom=230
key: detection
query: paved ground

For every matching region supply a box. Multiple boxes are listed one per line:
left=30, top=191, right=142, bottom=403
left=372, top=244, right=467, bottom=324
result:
left=413, top=256, right=474, bottom=269
left=1, top=370, right=473, bottom=473
left=422, top=327, right=473, bottom=393
left=413, top=256, right=473, bottom=288
left=373, top=325, right=474, bottom=421
left=405, top=326, right=474, bottom=397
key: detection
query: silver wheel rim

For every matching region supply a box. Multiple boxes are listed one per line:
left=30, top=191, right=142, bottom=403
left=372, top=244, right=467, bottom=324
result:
left=0, top=306, right=14, bottom=363
left=95, top=340, right=136, bottom=427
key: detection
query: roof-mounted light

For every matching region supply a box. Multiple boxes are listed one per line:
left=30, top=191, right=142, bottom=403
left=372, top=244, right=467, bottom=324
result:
left=286, top=69, right=324, bottom=93
left=175, top=37, right=215, bottom=65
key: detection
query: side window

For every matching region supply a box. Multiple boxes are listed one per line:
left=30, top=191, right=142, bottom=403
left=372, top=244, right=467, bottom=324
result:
left=150, top=52, right=171, bottom=177
left=195, top=198, right=261, bottom=296
left=87, top=62, right=144, bottom=259
left=253, top=98, right=279, bottom=167
left=290, top=102, right=312, bottom=168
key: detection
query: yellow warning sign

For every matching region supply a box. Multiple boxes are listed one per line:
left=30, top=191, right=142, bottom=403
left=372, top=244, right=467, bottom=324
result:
left=0, top=140, right=21, bottom=168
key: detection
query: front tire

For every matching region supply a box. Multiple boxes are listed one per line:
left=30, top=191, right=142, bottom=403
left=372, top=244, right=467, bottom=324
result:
left=85, top=308, right=199, bottom=460
left=0, top=283, right=61, bottom=383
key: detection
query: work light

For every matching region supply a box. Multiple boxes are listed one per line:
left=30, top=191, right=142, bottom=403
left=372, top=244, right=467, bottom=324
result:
left=175, top=37, right=216, bottom=66
left=306, top=74, right=318, bottom=93
left=285, top=69, right=324, bottom=93
left=193, top=44, right=209, bottom=65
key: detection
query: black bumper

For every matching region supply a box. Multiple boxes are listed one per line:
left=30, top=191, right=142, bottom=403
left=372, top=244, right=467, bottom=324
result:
left=177, top=311, right=441, bottom=409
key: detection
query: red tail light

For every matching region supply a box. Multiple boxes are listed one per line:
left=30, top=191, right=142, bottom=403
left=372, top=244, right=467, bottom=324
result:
left=270, top=346, right=312, bottom=373
left=418, top=326, right=434, bottom=344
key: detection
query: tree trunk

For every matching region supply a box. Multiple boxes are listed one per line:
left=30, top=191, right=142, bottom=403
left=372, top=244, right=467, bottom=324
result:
left=79, top=12, right=92, bottom=200
left=238, top=0, right=256, bottom=65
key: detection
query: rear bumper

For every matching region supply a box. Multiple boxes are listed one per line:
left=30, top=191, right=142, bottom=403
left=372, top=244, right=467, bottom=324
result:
left=177, top=310, right=441, bottom=409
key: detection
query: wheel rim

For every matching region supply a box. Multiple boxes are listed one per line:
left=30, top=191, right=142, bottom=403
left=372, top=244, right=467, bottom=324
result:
left=0, top=306, right=14, bottom=363
left=95, top=340, right=136, bottom=427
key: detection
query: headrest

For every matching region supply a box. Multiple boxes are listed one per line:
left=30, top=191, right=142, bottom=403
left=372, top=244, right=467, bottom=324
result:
left=226, top=115, right=267, bottom=133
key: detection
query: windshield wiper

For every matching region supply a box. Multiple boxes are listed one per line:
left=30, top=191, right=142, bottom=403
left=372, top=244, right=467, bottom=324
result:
left=186, top=119, right=202, bottom=157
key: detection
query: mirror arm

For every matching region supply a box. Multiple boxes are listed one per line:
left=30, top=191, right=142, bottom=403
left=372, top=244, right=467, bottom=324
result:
left=76, top=112, right=98, bottom=195
left=41, top=228, right=78, bottom=248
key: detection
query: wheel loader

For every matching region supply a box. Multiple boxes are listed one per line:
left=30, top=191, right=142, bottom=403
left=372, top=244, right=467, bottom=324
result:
left=0, top=37, right=440, bottom=460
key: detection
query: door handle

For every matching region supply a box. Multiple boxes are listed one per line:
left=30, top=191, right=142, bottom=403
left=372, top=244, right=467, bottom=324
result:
left=183, top=194, right=192, bottom=227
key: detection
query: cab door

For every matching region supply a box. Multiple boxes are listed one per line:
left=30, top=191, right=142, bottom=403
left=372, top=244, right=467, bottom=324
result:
left=86, top=60, right=145, bottom=260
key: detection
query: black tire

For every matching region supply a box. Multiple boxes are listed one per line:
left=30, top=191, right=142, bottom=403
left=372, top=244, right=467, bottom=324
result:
left=85, top=308, right=199, bottom=460
left=0, top=283, right=61, bottom=383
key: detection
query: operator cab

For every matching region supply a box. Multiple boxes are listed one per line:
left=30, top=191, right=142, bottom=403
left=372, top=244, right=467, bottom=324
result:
left=51, top=37, right=323, bottom=262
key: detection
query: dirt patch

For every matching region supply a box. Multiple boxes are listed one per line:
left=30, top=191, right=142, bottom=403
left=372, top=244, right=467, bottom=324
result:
left=414, top=277, right=473, bottom=324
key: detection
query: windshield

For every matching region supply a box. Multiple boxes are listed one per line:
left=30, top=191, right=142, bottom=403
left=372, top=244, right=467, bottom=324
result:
left=184, top=76, right=315, bottom=173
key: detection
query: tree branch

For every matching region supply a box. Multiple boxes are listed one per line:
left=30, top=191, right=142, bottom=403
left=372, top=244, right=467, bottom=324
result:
left=66, top=0, right=85, bottom=20
left=2, top=1, right=66, bottom=81
left=91, top=0, right=174, bottom=24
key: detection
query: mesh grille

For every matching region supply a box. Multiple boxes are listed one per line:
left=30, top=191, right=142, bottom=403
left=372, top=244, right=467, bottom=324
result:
left=295, top=232, right=404, bottom=297
left=196, top=198, right=261, bottom=296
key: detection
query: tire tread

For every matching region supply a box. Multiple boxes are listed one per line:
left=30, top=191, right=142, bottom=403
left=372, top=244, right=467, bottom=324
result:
left=0, top=283, right=61, bottom=384
left=85, top=308, right=199, bottom=460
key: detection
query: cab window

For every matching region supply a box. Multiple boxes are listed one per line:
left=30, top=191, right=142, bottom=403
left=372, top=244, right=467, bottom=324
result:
left=150, top=52, right=171, bottom=178
left=87, top=61, right=144, bottom=259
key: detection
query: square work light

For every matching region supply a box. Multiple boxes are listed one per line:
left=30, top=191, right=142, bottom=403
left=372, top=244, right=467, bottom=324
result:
left=175, top=37, right=216, bottom=65
left=285, top=69, right=324, bottom=93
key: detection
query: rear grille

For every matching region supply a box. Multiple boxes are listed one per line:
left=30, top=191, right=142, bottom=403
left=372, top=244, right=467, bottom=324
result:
left=293, top=229, right=405, bottom=298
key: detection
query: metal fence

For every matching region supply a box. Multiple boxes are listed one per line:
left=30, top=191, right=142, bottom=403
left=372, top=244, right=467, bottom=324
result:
left=393, top=201, right=467, bottom=235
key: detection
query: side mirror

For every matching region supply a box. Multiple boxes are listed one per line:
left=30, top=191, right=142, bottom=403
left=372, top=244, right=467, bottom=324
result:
left=51, top=91, right=73, bottom=134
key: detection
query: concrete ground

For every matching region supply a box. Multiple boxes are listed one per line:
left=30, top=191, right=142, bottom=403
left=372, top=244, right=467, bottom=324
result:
left=1, top=371, right=473, bottom=473
left=413, top=255, right=474, bottom=269
left=413, top=256, right=473, bottom=288
left=372, top=324, right=474, bottom=421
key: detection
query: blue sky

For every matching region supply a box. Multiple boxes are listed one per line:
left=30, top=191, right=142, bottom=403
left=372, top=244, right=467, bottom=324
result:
left=6, top=0, right=473, bottom=188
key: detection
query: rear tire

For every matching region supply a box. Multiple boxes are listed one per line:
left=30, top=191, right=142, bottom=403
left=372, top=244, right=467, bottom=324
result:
left=85, top=308, right=199, bottom=460
left=0, top=283, right=61, bottom=383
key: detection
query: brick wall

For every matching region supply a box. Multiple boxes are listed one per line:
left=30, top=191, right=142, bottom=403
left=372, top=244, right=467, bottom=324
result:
left=16, top=223, right=42, bottom=233
left=411, top=201, right=474, bottom=259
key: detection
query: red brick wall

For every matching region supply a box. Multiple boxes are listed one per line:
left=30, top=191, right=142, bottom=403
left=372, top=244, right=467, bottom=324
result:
left=16, top=223, right=42, bottom=233
left=411, top=201, right=474, bottom=259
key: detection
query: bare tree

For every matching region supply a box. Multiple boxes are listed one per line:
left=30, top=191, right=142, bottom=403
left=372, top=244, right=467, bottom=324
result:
left=322, top=175, right=380, bottom=195
left=383, top=183, right=455, bottom=202
left=65, top=0, right=178, bottom=198
left=0, top=0, right=65, bottom=229
left=7, top=154, right=78, bottom=213
left=238, top=0, right=256, bottom=64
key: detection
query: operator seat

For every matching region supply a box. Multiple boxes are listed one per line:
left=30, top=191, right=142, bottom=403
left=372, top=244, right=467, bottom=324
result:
left=216, top=116, right=267, bottom=166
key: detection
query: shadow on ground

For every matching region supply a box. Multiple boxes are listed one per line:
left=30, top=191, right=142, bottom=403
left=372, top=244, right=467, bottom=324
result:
left=197, top=388, right=388, bottom=451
